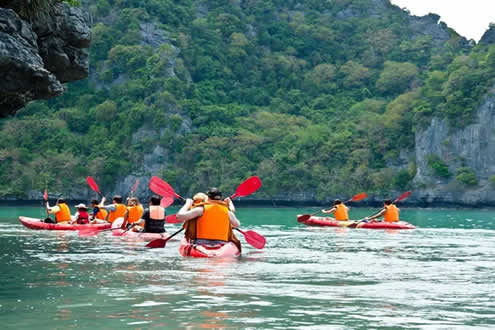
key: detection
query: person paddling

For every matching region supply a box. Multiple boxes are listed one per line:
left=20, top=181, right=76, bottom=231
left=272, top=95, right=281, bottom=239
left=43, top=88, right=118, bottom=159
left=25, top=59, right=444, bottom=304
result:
left=46, top=198, right=72, bottom=224
left=90, top=199, right=108, bottom=222
left=177, top=188, right=241, bottom=247
left=97, top=195, right=126, bottom=226
left=122, top=197, right=144, bottom=231
left=133, top=195, right=167, bottom=233
left=71, top=203, right=89, bottom=224
left=365, top=199, right=400, bottom=222
left=321, top=199, right=349, bottom=221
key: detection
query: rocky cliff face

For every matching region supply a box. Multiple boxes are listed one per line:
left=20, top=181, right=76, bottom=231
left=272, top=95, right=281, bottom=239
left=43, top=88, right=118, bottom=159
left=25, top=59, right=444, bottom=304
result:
left=0, top=2, right=90, bottom=117
left=413, top=86, right=495, bottom=205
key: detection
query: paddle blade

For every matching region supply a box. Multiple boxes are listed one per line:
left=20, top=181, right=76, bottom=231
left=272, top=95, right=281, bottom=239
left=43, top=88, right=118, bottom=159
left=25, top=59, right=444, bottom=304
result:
left=149, top=176, right=181, bottom=199
left=230, top=176, right=262, bottom=199
left=130, top=179, right=140, bottom=195
left=160, top=196, right=174, bottom=208
left=43, top=189, right=48, bottom=201
left=78, top=227, right=101, bottom=237
left=165, top=214, right=182, bottom=224
left=236, top=228, right=265, bottom=249
left=86, top=176, right=101, bottom=194
left=297, top=214, right=311, bottom=223
left=396, top=191, right=412, bottom=203
left=146, top=238, right=167, bottom=248
left=350, top=192, right=367, bottom=202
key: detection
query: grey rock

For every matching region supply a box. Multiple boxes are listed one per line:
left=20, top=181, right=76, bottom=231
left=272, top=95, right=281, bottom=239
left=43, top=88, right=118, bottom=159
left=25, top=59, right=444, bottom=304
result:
left=0, top=2, right=89, bottom=117
left=414, top=86, right=495, bottom=205
left=0, top=8, right=63, bottom=116
left=479, top=25, right=495, bottom=45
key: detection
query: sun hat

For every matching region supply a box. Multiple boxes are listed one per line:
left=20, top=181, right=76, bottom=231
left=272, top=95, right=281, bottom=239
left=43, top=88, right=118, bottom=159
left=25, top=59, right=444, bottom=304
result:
left=75, top=203, right=88, bottom=209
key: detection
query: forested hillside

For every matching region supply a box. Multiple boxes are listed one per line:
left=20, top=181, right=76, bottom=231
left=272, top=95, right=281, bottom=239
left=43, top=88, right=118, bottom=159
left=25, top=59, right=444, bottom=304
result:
left=2, top=0, right=495, bottom=201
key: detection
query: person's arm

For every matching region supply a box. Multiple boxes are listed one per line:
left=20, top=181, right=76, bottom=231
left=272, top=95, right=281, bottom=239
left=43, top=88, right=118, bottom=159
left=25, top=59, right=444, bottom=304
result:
left=122, top=208, right=129, bottom=228
left=321, top=207, right=336, bottom=214
left=99, top=197, right=106, bottom=207
left=228, top=211, right=240, bottom=228
left=47, top=205, right=60, bottom=215
left=177, top=199, right=204, bottom=221
left=367, top=208, right=386, bottom=221
left=70, top=212, right=79, bottom=224
left=225, top=197, right=235, bottom=212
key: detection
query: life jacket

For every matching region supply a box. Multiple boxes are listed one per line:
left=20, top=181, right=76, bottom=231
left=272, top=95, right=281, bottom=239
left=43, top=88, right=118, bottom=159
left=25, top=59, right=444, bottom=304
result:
left=196, top=201, right=230, bottom=241
left=76, top=209, right=89, bottom=224
left=127, top=204, right=144, bottom=224
left=94, top=207, right=108, bottom=220
left=183, top=203, right=241, bottom=253
left=384, top=204, right=399, bottom=222
left=107, top=203, right=126, bottom=223
left=334, top=204, right=349, bottom=221
left=144, top=205, right=165, bottom=233
left=55, top=203, right=71, bottom=223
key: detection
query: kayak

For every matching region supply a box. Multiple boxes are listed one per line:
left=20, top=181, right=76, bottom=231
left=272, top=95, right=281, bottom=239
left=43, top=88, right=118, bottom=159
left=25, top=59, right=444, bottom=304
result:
left=298, top=215, right=416, bottom=229
left=18, top=216, right=111, bottom=231
left=179, top=239, right=241, bottom=258
left=112, top=229, right=171, bottom=241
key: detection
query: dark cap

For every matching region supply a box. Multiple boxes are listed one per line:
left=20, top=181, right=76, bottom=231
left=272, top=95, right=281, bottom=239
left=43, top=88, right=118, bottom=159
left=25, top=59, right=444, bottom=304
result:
left=207, top=188, right=222, bottom=200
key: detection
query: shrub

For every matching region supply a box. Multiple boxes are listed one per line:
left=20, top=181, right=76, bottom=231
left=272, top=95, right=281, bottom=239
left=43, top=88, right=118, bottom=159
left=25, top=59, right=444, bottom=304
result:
left=455, top=167, right=478, bottom=186
left=426, top=155, right=451, bottom=178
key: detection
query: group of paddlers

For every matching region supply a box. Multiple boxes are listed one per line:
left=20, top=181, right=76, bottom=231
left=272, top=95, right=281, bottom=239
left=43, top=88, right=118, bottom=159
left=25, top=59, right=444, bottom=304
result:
left=321, top=199, right=401, bottom=222
left=44, top=187, right=242, bottom=247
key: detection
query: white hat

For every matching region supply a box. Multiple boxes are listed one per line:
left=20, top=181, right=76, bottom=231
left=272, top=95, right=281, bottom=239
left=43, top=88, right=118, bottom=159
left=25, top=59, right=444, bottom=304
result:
left=75, top=203, right=88, bottom=209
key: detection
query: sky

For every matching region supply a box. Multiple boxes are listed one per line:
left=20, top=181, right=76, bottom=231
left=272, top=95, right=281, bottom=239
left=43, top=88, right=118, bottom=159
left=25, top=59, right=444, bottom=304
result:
left=390, top=0, right=495, bottom=41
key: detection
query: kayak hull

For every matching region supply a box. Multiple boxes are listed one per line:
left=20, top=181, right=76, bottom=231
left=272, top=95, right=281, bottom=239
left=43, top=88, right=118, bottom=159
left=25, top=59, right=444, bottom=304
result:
left=19, top=216, right=111, bottom=231
left=179, top=239, right=241, bottom=258
left=112, top=229, right=171, bottom=241
left=297, top=215, right=415, bottom=229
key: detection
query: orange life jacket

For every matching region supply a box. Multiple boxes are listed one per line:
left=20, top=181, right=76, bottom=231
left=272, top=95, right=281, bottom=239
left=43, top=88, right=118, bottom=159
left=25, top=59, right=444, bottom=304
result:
left=55, top=203, right=71, bottom=223
left=384, top=204, right=399, bottom=222
left=334, top=204, right=349, bottom=221
left=94, top=207, right=108, bottom=220
left=107, top=204, right=126, bottom=223
left=127, top=204, right=144, bottom=224
left=196, top=201, right=230, bottom=241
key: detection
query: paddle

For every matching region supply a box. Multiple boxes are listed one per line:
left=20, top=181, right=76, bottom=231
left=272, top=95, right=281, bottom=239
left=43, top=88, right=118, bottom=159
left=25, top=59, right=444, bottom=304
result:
left=129, top=179, right=140, bottom=197
left=145, top=227, right=184, bottom=248
left=234, top=228, right=265, bottom=249
left=160, top=196, right=174, bottom=208
left=86, top=176, right=103, bottom=197
left=42, top=188, right=52, bottom=222
left=230, top=176, right=262, bottom=199
left=165, top=214, right=181, bottom=224
left=348, top=191, right=412, bottom=228
left=149, top=176, right=184, bottom=201
left=297, top=192, right=368, bottom=223
left=146, top=176, right=265, bottom=249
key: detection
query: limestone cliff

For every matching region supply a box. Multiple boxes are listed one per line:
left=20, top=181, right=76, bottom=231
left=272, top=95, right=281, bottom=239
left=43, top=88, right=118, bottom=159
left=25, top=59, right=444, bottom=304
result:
left=413, top=86, right=495, bottom=205
left=0, top=1, right=90, bottom=117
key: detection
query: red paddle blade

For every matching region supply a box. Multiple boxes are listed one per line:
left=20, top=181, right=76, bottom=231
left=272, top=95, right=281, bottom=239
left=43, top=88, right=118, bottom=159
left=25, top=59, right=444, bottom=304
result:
left=237, top=228, right=266, bottom=249
left=146, top=238, right=167, bottom=248
left=160, top=196, right=174, bottom=208
left=297, top=214, right=311, bottom=223
left=86, top=176, right=101, bottom=194
left=43, top=189, right=48, bottom=201
left=78, top=227, right=101, bottom=237
left=149, top=176, right=181, bottom=199
left=166, top=214, right=182, bottom=224
left=350, top=192, right=367, bottom=202
left=131, top=179, right=140, bottom=194
left=396, top=191, right=412, bottom=203
left=230, top=176, right=262, bottom=199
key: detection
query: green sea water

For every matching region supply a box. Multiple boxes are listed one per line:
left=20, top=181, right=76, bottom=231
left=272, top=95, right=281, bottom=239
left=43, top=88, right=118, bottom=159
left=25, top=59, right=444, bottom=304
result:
left=1, top=205, right=494, bottom=329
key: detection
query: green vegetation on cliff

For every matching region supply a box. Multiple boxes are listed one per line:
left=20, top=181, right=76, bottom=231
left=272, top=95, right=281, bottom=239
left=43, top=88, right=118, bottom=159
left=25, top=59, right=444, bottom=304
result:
left=2, top=0, right=495, bottom=199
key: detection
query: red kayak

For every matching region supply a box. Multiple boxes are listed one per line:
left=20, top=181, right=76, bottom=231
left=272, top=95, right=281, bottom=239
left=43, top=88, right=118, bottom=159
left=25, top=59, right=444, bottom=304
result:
left=298, top=215, right=416, bottom=229
left=179, top=239, right=241, bottom=258
left=19, top=216, right=111, bottom=231
left=112, top=229, right=171, bottom=242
